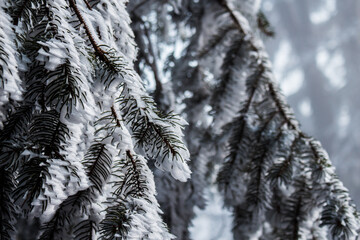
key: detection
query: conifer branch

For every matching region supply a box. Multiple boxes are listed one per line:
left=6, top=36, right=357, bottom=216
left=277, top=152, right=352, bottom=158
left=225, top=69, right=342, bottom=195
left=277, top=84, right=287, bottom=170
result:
left=227, top=65, right=265, bottom=166
left=12, top=0, right=32, bottom=26
left=268, top=83, right=299, bottom=132
left=68, top=0, right=114, bottom=71
left=216, top=1, right=359, bottom=238
left=74, top=219, right=97, bottom=240
left=257, top=11, right=275, bottom=37
left=110, top=105, right=121, bottom=127
left=267, top=135, right=299, bottom=186
left=211, top=36, right=244, bottom=114
left=243, top=64, right=265, bottom=113
left=126, top=150, right=142, bottom=197
left=83, top=0, right=92, bottom=10
left=218, top=0, right=305, bottom=143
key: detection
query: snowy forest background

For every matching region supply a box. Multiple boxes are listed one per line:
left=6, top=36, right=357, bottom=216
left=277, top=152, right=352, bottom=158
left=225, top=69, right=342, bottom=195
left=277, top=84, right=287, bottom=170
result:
left=1, top=0, right=360, bottom=239
left=190, top=0, right=360, bottom=238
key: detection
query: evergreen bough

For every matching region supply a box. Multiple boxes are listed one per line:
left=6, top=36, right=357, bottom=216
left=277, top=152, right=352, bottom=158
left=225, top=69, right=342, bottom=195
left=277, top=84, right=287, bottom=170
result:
left=0, top=0, right=359, bottom=239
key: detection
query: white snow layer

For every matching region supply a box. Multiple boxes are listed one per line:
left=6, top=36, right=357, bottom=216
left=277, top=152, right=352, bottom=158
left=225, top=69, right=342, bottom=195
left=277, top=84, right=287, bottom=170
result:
left=0, top=4, right=23, bottom=128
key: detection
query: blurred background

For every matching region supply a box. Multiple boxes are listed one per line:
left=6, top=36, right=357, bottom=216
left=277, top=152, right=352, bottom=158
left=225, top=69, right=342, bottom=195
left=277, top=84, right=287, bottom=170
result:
left=191, top=0, right=360, bottom=238
left=264, top=0, right=360, bottom=205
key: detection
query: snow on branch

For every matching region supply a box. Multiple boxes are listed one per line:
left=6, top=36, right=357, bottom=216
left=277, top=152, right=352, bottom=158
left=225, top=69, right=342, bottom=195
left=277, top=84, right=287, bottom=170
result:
left=101, top=150, right=174, bottom=239
left=215, top=0, right=359, bottom=238
left=0, top=4, right=22, bottom=128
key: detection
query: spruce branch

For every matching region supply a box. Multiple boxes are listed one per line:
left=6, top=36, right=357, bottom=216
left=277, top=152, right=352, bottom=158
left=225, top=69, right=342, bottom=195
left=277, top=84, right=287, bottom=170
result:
left=267, top=135, right=300, bottom=187
left=112, top=150, right=146, bottom=198
left=268, top=83, right=299, bottom=132
left=217, top=0, right=251, bottom=42
left=11, top=0, right=32, bottom=25
left=110, top=105, right=121, bottom=128
left=210, top=36, right=245, bottom=116
left=99, top=200, right=130, bottom=239
left=84, top=143, right=112, bottom=193
left=74, top=219, right=97, bottom=240
left=116, top=87, right=190, bottom=181
left=218, top=0, right=300, bottom=134
left=12, top=111, right=70, bottom=211
left=257, top=11, right=275, bottom=37
left=67, top=0, right=115, bottom=71
left=224, top=64, right=266, bottom=168
left=82, top=0, right=92, bottom=10
left=39, top=209, right=63, bottom=240
left=101, top=150, right=173, bottom=239
left=126, top=150, right=143, bottom=197
left=39, top=140, right=113, bottom=239
left=0, top=168, right=16, bottom=240
left=215, top=1, right=359, bottom=238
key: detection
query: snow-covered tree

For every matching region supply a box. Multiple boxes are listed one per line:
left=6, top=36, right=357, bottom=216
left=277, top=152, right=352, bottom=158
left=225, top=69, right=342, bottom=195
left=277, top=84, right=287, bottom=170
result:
left=129, top=0, right=360, bottom=239
left=0, top=0, right=359, bottom=239
left=262, top=0, right=360, bottom=207
left=0, top=0, right=190, bottom=239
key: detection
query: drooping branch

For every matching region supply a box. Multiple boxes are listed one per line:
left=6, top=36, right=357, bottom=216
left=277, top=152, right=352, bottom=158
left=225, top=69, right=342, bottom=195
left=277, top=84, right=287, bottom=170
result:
left=218, top=0, right=302, bottom=137
left=227, top=64, right=265, bottom=166
left=126, top=150, right=142, bottom=197
left=216, top=1, right=359, bottom=238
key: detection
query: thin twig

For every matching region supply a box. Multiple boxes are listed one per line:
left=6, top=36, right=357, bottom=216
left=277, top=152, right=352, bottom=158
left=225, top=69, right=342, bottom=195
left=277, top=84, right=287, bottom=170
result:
left=68, top=0, right=115, bottom=71
left=111, top=105, right=121, bottom=127
left=83, top=0, right=92, bottom=10
left=126, top=150, right=142, bottom=195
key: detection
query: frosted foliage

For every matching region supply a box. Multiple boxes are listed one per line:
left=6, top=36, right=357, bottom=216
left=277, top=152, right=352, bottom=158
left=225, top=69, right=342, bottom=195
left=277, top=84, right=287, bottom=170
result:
left=75, top=0, right=191, bottom=181
left=98, top=65, right=192, bottom=182
left=42, top=0, right=97, bottom=196
left=198, top=1, right=360, bottom=239
left=0, top=5, right=22, bottom=128
left=60, top=119, right=91, bottom=195
left=116, top=72, right=191, bottom=181
left=4, top=0, right=357, bottom=239
left=102, top=124, right=173, bottom=239
left=126, top=200, right=175, bottom=240
left=212, top=53, right=249, bottom=131
left=88, top=69, right=175, bottom=238
left=119, top=154, right=174, bottom=239
left=50, top=0, right=97, bottom=154
left=125, top=0, right=360, bottom=239
left=36, top=41, right=67, bottom=71
left=32, top=158, right=68, bottom=217
left=44, top=0, right=96, bottom=116
left=0, top=0, right=193, bottom=238
left=77, top=0, right=137, bottom=64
